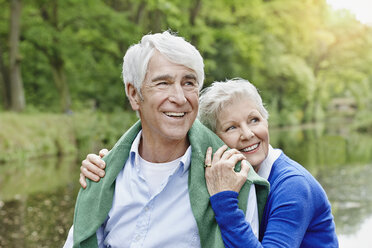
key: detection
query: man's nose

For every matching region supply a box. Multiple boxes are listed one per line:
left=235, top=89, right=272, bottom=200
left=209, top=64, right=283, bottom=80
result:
left=168, top=84, right=187, bottom=104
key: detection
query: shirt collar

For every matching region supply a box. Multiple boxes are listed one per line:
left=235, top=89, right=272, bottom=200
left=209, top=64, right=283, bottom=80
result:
left=257, top=145, right=281, bottom=180
left=129, top=130, right=192, bottom=175
left=179, top=146, right=192, bottom=175
left=130, top=130, right=143, bottom=167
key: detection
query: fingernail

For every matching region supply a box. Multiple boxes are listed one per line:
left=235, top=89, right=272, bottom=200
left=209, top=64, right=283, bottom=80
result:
left=100, top=172, right=105, bottom=177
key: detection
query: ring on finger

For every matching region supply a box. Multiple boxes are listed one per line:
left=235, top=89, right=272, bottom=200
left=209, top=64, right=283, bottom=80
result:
left=204, top=163, right=212, bottom=168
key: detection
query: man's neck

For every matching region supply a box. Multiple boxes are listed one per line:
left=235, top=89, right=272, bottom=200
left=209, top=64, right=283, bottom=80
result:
left=139, top=133, right=190, bottom=163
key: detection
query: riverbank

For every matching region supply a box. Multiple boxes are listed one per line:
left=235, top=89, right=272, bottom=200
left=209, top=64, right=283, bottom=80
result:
left=1, top=110, right=371, bottom=164
left=0, top=112, right=137, bottom=163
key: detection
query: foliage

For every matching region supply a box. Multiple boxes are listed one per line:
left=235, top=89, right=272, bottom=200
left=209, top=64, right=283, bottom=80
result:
left=0, top=0, right=371, bottom=125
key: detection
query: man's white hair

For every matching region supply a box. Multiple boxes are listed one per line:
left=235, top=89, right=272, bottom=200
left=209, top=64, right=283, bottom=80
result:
left=122, top=31, right=205, bottom=96
left=198, top=78, right=269, bottom=132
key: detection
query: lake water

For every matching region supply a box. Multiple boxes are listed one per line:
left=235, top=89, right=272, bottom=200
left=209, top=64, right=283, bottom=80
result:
left=0, top=123, right=371, bottom=247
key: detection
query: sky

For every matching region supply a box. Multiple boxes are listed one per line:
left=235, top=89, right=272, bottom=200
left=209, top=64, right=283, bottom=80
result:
left=326, top=0, right=372, bottom=25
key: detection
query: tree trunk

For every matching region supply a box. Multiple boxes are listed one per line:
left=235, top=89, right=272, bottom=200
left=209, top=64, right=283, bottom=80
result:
left=39, top=0, right=71, bottom=113
left=148, top=10, right=162, bottom=33
left=189, top=0, right=202, bottom=45
left=51, top=59, right=71, bottom=113
left=189, top=0, right=201, bottom=26
left=0, top=43, right=11, bottom=109
left=134, top=1, right=146, bottom=25
left=9, top=0, right=25, bottom=112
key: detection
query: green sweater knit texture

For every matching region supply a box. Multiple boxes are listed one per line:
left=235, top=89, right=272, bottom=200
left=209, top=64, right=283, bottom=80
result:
left=72, top=119, right=270, bottom=248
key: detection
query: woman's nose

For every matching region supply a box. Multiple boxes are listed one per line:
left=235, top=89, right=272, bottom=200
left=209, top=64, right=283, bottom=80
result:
left=240, top=125, right=254, bottom=140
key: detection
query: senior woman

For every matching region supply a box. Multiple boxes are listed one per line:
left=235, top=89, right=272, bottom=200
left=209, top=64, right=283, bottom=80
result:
left=80, top=79, right=338, bottom=247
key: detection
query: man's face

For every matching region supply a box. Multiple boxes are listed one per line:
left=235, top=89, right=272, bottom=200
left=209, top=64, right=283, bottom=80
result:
left=129, top=51, right=199, bottom=144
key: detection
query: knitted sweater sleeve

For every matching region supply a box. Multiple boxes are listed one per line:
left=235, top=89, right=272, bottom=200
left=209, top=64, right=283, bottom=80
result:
left=210, top=191, right=262, bottom=248
left=210, top=175, right=314, bottom=248
left=260, top=174, right=313, bottom=247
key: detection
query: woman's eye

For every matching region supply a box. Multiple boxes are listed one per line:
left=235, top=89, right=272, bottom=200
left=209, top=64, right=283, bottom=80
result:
left=226, top=126, right=236, bottom=132
left=251, top=117, right=259, bottom=123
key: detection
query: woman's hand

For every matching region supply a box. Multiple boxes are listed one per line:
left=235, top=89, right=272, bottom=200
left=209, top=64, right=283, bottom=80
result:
left=79, top=149, right=109, bottom=188
left=204, top=145, right=250, bottom=196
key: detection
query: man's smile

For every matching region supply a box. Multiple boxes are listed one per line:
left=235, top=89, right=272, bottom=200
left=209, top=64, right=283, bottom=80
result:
left=164, top=112, right=187, bottom=118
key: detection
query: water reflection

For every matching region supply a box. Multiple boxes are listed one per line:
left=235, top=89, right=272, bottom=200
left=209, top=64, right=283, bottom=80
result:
left=0, top=156, right=80, bottom=247
left=270, top=124, right=372, bottom=247
left=338, top=216, right=372, bottom=247
left=0, top=123, right=371, bottom=247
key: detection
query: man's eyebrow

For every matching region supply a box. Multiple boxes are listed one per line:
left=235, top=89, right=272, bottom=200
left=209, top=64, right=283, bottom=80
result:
left=151, top=74, right=197, bottom=82
left=151, top=75, right=173, bottom=82
left=184, top=74, right=197, bottom=80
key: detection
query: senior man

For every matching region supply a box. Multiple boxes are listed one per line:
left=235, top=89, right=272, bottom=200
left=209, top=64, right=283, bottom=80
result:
left=64, top=31, right=269, bottom=248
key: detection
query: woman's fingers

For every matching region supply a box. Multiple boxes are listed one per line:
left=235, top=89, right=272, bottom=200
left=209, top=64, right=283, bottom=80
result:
left=79, top=173, right=87, bottom=189
left=204, top=147, right=213, bottom=167
left=80, top=165, right=101, bottom=182
left=221, top=148, right=240, bottom=161
left=99, top=149, right=109, bottom=159
left=79, top=150, right=108, bottom=188
left=81, top=154, right=105, bottom=180
left=227, top=153, right=247, bottom=169
left=206, top=145, right=245, bottom=170
left=239, top=160, right=250, bottom=178
left=212, top=145, right=228, bottom=163
left=87, top=153, right=106, bottom=169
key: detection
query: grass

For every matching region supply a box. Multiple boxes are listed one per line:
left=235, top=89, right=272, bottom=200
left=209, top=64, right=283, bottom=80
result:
left=0, top=111, right=138, bottom=163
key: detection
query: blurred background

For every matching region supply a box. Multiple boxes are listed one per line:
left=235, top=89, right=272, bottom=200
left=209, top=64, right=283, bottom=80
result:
left=0, top=0, right=371, bottom=247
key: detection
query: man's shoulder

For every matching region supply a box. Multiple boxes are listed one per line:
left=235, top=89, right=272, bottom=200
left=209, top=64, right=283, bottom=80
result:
left=188, top=119, right=224, bottom=151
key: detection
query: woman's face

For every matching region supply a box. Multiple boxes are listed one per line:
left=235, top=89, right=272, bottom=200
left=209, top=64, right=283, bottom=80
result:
left=216, top=98, right=269, bottom=171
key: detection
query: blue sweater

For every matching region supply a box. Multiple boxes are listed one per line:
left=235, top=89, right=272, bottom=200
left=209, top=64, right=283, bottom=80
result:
left=210, top=152, right=338, bottom=248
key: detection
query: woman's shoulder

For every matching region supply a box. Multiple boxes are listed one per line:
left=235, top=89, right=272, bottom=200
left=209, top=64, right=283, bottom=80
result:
left=269, top=152, right=328, bottom=203
left=270, top=152, right=303, bottom=177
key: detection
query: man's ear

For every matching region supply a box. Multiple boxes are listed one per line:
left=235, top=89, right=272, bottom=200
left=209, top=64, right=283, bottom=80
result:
left=126, top=83, right=141, bottom=111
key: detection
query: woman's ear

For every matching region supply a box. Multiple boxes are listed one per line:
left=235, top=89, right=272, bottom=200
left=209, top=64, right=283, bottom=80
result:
left=126, top=83, right=141, bottom=111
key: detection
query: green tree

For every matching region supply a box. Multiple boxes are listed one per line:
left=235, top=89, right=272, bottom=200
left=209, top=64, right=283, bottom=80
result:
left=0, top=0, right=25, bottom=111
left=0, top=0, right=371, bottom=126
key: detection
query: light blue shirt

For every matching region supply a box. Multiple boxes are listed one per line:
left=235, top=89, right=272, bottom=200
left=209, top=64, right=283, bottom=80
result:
left=96, top=131, right=200, bottom=248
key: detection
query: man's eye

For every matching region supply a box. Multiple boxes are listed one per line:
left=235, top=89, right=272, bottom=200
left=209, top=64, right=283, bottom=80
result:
left=184, top=80, right=198, bottom=87
left=157, top=81, right=168, bottom=86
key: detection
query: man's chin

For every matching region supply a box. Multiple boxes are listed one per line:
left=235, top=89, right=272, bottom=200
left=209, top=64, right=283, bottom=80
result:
left=161, top=126, right=191, bottom=140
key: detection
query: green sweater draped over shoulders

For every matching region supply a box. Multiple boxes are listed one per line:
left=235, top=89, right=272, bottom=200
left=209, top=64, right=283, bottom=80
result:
left=72, top=119, right=269, bottom=248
